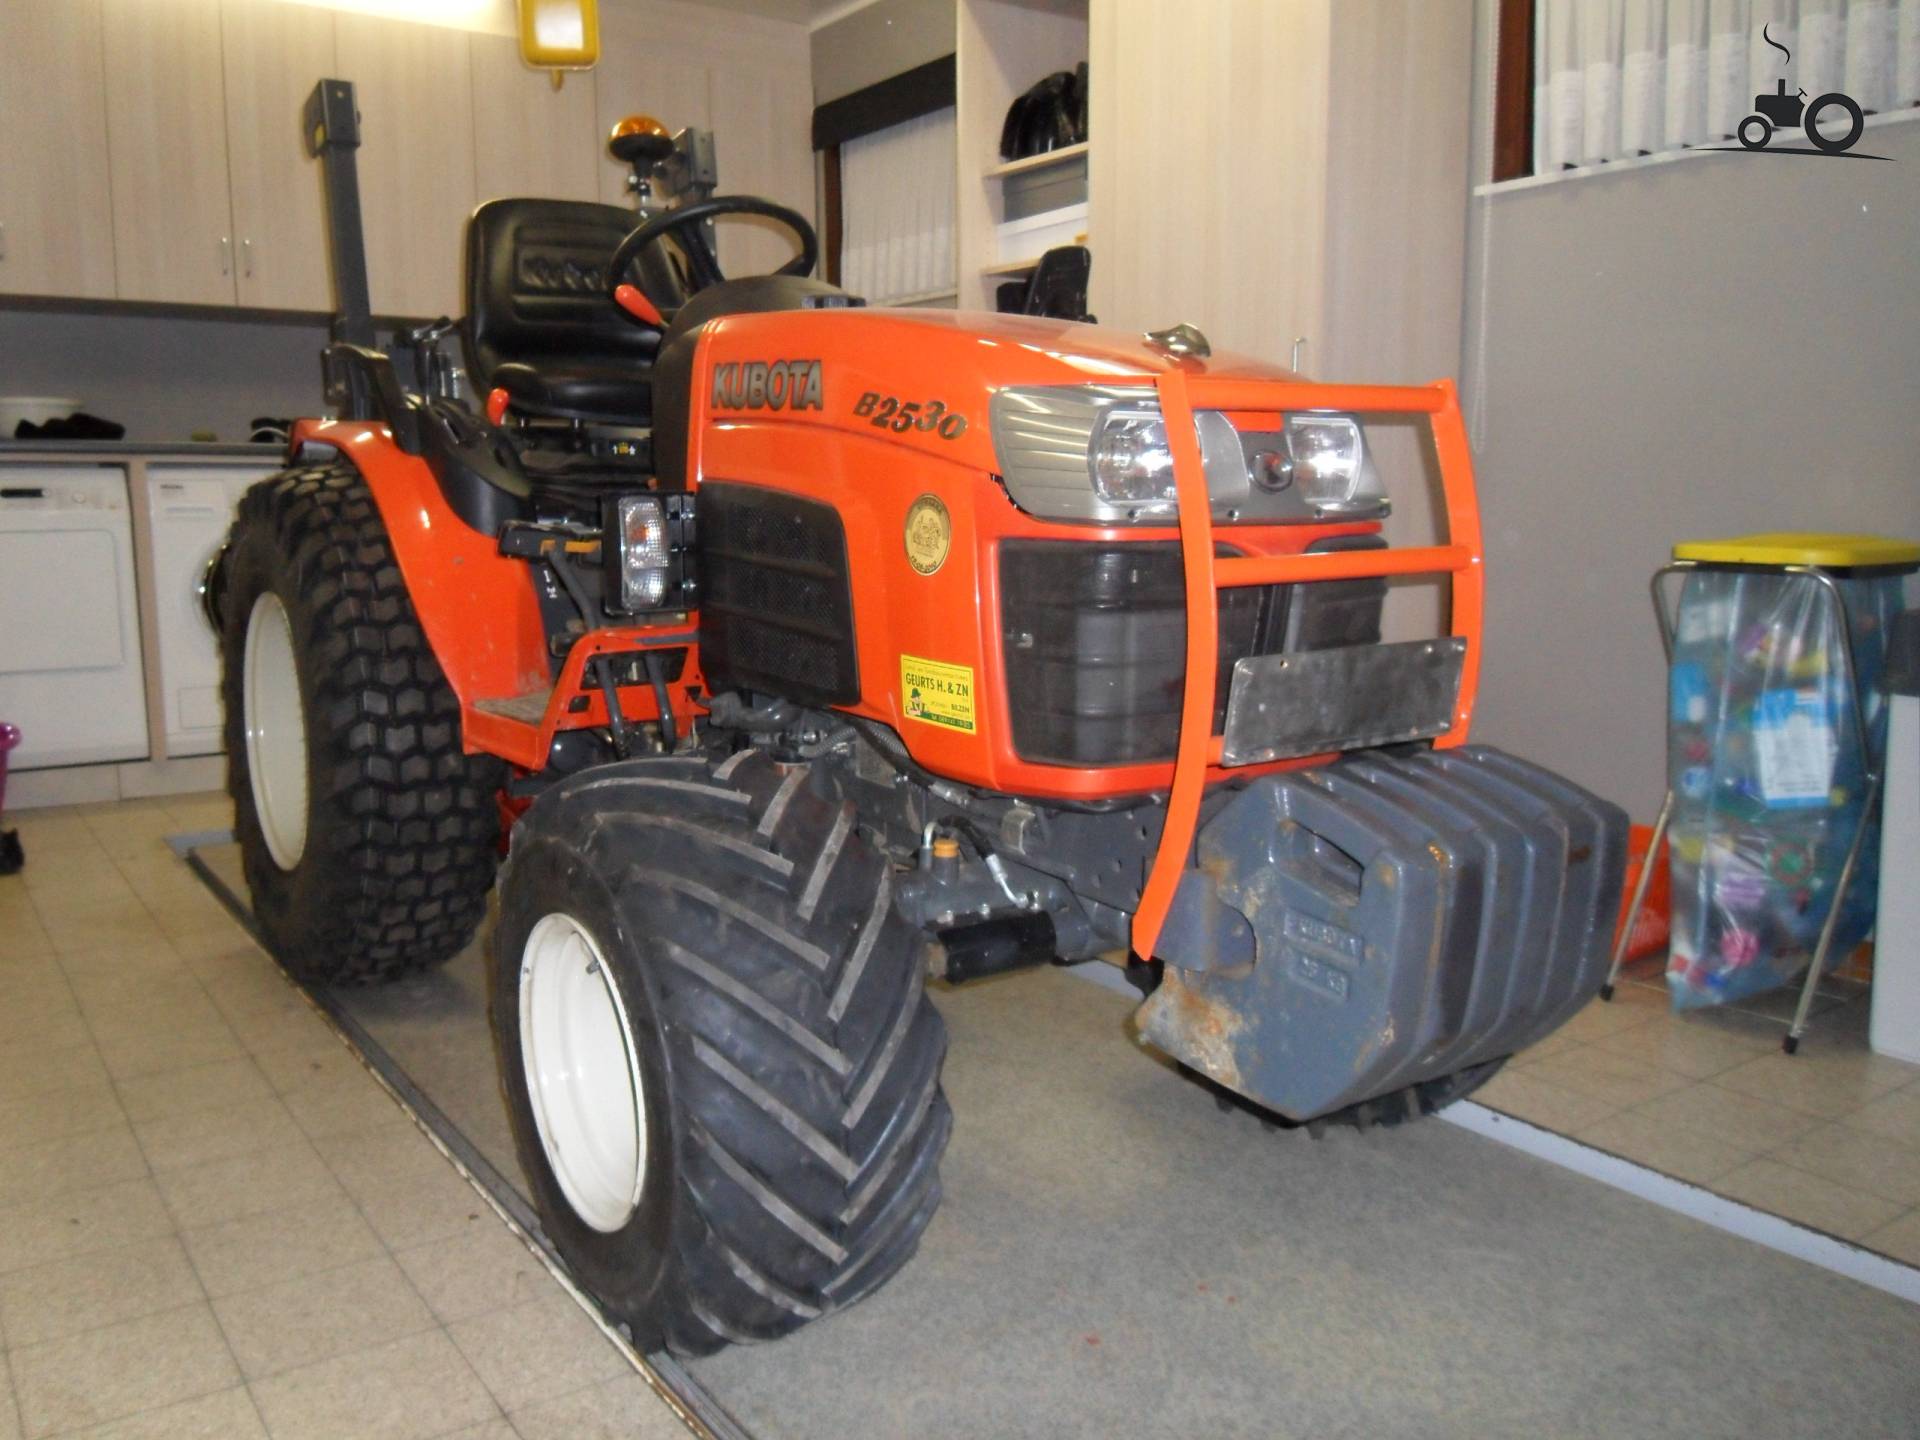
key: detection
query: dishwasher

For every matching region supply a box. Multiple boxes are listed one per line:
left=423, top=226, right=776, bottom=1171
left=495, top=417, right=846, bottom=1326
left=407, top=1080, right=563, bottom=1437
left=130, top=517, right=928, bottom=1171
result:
left=0, top=467, right=150, bottom=770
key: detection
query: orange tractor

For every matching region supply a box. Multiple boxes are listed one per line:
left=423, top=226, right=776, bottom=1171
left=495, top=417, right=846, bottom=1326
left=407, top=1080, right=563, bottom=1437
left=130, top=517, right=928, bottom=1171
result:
left=211, top=88, right=1626, bottom=1354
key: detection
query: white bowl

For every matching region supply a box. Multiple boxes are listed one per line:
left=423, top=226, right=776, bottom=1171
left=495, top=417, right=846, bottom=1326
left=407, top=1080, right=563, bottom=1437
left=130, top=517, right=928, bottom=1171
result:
left=0, top=397, right=83, bottom=435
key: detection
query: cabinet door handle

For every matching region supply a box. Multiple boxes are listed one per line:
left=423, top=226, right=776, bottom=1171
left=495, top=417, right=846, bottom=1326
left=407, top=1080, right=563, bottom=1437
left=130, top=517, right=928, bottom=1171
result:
left=242, top=238, right=254, bottom=278
left=220, top=236, right=232, bottom=275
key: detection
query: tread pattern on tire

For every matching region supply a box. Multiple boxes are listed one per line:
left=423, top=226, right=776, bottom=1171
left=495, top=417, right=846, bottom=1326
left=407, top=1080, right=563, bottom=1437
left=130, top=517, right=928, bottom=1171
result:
left=511, top=749, right=951, bottom=1355
left=1305, top=1057, right=1508, bottom=1134
left=224, top=462, right=499, bottom=983
left=1181, top=1055, right=1508, bottom=1135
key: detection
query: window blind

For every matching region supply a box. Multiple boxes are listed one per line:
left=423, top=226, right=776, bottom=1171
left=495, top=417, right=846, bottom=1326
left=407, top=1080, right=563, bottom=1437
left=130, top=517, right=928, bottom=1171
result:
left=839, top=107, right=957, bottom=306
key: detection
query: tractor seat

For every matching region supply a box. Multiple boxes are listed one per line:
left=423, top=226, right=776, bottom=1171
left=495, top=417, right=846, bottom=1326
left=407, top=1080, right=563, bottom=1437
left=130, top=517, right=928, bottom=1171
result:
left=464, top=198, right=684, bottom=426
left=489, top=361, right=650, bottom=421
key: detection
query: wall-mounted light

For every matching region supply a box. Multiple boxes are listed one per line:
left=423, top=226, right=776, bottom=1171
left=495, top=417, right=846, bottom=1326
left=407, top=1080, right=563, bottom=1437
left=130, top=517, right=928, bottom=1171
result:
left=518, top=0, right=599, bottom=86
left=272, top=0, right=599, bottom=80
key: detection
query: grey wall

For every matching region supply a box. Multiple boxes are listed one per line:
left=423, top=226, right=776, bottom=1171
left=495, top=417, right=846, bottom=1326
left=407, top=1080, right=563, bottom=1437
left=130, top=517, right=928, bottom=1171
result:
left=0, top=306, right=331, bottom=443
left=811, top=0, right=953, bottom=105
left=1462, top=114, right=1920, bottom=821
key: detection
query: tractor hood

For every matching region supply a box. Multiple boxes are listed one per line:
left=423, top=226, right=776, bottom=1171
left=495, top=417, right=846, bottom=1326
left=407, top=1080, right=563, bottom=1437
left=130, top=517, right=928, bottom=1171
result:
left=703, top=306, right=1301, bottom=388
left=825, top=308, right=1301, bottom=386
left=690, top=307, right=1304, bottom=479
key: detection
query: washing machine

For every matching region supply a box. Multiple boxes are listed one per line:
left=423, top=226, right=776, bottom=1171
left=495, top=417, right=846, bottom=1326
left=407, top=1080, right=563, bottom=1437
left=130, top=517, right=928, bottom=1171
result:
left=0, top=467, right=149, bottom=770
left=147, top=465, right=274, bottom=757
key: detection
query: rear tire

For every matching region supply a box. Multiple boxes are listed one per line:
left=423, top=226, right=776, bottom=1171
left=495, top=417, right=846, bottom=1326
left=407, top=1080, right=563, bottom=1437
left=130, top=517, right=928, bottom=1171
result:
left=219, top=463, right=500, bottom=984
left=491, top=750, right=952, bottom=1356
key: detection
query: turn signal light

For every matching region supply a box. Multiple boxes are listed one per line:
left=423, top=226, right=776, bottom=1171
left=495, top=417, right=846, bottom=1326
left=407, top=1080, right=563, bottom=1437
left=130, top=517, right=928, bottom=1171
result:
left=603, top=493, right=696, bottom=614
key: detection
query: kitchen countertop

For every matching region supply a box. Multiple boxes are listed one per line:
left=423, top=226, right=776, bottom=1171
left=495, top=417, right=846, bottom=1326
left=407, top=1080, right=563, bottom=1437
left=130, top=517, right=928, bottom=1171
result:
left=0, top=440, right=286, bottom=460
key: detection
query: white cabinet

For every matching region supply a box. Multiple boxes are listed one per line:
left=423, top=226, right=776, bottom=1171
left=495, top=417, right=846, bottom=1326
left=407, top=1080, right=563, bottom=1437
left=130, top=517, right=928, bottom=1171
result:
left=0, top=470, right=149, bottom=771
left=102, top=0, right=350, bottom=312
left=0, top=0, right=118, bottom=300
left=5, top=2, right=819, bottom=317
left=8, top=0, right=330, bottom=311
left=102, top=0, right=237, bottom=307
left=221, top=0, right=339, bottom=312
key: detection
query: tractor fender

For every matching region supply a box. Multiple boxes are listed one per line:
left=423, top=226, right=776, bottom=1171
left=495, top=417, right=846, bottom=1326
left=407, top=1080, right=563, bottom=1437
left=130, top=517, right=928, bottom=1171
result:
left=288, top=419, right=550, bottom=728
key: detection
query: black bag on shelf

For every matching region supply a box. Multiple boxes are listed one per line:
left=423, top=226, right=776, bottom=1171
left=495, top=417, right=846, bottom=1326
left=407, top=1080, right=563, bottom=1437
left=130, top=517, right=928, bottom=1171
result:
left=999, top=67, right=1089, bottom=161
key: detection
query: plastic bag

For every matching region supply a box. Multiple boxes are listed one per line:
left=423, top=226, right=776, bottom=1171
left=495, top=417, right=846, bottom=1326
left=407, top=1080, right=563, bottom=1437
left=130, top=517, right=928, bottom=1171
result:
left=1665, top=568, right=1907, bottom=1009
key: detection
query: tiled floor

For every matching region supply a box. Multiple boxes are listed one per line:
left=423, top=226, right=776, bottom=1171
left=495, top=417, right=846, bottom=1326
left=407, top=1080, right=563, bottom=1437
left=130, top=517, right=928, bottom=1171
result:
left=0, top=794, right=684, bottom=1440
left=8, top=790, right=1917, bottom=1436
left=1480, top=954, right=1920, bottom=1258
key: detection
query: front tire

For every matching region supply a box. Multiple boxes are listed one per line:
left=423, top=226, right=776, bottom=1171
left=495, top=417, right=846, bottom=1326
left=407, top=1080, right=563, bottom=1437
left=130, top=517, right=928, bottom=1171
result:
left=219, top=463, right=500, bottom=984
left=1315, top=1055, right=1509, bottom=1131
left=1181, top=1054, right=1509, bottom=1133
left=491, top=751, right=952, bottom=1356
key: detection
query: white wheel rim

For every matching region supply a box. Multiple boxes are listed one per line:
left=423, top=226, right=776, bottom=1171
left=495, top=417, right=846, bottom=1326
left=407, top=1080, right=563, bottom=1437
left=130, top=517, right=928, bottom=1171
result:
left=243, top=592, right=310, bottom=870
left=519, top=912, right=649, bottom=1232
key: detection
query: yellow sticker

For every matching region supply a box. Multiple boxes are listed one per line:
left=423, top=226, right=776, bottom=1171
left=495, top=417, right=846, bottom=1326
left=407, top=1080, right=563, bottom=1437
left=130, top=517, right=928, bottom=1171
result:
left=903, top=494, right=951, bottom=576
left=900, top=655, right=977, bottom=734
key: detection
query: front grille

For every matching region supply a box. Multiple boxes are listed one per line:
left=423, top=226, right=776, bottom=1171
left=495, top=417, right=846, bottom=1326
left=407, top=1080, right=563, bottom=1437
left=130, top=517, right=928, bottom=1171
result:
left=698, top=483, right=859, bottom=705
left=999, top=536, right=1387, bottom=766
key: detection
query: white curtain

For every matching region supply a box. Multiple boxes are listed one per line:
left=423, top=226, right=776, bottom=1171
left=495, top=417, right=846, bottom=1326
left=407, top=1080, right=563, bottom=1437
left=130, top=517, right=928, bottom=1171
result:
left=1534, top=0, right=1918, bottom=169
left=839, top=107, right=956, bottom=306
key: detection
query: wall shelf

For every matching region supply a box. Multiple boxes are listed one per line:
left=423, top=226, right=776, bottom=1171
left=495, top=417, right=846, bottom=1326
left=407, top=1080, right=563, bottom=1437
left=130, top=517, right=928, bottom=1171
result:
left=983, top=139, right=1090, bottom=180
left=955, top=0, right=1090, bottom=311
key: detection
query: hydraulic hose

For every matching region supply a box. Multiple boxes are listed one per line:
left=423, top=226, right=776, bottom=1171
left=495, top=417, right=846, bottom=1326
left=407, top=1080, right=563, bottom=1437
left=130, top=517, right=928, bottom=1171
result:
left=595, top=658, right=632, bottom=759
left=643, top=650, right=678, bottom=753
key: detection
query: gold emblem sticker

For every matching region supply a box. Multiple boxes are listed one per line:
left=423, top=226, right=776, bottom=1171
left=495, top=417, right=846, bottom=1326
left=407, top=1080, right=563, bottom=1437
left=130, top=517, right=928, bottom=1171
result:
left=903, top=494, right=951, bottom=576
left=901, top=655, right=977, bottom=734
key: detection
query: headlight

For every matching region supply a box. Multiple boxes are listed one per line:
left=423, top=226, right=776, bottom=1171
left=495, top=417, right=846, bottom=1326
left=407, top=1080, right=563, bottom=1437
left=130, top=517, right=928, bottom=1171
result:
left=989, top=386, right=1176, bottom=523
left=1274, top=415, right=1381, bottom=513
left=1090, top=406, right=1177, bottom=510
left=990, top=386, right=1387, bottom=524
left=603, top=493, right=696, bottom=613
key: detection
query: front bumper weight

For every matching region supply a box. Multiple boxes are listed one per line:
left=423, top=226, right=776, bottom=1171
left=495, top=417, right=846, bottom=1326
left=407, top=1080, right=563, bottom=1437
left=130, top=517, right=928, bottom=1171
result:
left=1137, top=745, right=1627, bottom=1121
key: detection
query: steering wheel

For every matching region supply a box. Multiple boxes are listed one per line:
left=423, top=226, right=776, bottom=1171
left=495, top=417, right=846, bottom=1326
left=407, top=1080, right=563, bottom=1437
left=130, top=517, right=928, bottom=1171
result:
left=608, top=195, right=818, bottom=326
